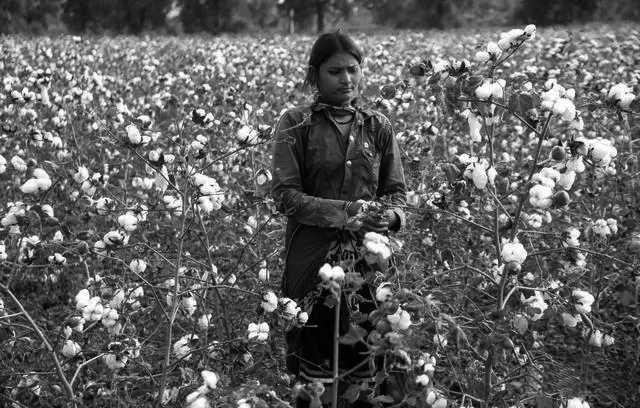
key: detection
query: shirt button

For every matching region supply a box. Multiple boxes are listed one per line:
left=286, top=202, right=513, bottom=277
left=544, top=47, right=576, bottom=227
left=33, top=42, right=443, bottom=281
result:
left=346, top=160, right=352, bottom=167
left=349, top=135, right=354, bottom=142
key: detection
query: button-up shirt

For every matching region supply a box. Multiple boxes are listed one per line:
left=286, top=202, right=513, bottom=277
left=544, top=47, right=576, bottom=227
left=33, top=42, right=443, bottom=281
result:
left=270, top=102, right=406, bottom=298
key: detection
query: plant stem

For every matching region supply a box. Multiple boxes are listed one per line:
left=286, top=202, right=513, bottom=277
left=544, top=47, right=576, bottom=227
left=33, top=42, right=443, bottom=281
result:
left=331, top=287, right=341, bottom=408
left=0, top=284, right=75, bottom=404
left=156, top=189, right=189, bottom=407
left=509, top=113, right=553, bottom=242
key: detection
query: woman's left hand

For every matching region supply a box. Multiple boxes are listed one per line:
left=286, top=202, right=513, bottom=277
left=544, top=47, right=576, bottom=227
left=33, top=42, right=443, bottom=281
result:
left=361, top=209, right=399, bottom=233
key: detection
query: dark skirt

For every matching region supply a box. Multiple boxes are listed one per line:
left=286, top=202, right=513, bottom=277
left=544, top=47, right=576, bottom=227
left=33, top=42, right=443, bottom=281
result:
left=283, top=232, right=381, bottom=407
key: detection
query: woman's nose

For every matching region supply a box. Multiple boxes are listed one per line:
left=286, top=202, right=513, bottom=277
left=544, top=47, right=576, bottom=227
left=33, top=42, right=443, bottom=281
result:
left=339, top=71, right=351, bottom=85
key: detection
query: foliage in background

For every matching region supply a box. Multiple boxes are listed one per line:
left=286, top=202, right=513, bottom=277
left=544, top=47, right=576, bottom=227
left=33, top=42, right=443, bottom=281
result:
left=2, top=0, right=640, bottom=34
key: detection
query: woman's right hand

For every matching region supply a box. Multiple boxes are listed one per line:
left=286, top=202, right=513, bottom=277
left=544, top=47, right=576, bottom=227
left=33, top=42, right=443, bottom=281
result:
left=345, top=200, right=393, bottom=233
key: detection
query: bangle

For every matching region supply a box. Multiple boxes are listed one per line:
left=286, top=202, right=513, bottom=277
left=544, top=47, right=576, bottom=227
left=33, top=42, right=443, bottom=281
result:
left=345, top=201, right=354, bottom=216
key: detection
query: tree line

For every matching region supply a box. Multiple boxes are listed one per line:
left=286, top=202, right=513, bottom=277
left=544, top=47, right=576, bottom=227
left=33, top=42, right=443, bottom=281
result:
left=1, top=0, right=639, bottom=35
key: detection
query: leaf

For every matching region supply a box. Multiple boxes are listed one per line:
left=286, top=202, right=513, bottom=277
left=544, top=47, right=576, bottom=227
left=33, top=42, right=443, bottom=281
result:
left=343, top=384, right=361, bottom=403
left=535, top=394, right=554, bottom=408
left=340, top=324, right=367, bottom=345
left=509, top=93, right=540, bottom=127
left=374, top=395, right=395, bottom=403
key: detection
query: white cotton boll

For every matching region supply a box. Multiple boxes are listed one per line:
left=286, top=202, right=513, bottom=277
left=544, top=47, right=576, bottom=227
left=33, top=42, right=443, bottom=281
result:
left=375, top=282, right=393, bottom=302
left=603, top=334, right=615, bottom=346
left=524, top=24, right=536, bottom=36
left=486, top=166, right=497, bottom=187
left=129, top=259, right=147, bottom=273
left=588, top=330, right=603, bottom=347
left=592, top=219, right=611, bottom=237
left=556, top=170, right=576, bottom=190
left=426, top=391, right=437, bottom=405
left=0, top=155, right=6, bottom=174
left=387, top=307, right=411, bottom=331
left=573, top=289, right=595, bottom=313
left=125, top=124, right=142, bottom=145
left=529, top=184, right=553, bottom=209
left=415, top=374, right=430, bottom=386
left=589, top=139, right=617, bottom=166
left=281, top=298, right=301, bottom=320
left=561, top=312, right=581, bottom=328
left=501, top=240, right=528, bottom=264
left=566, top=397, right=590, bottom=408
left=101, top=307, right=119, bottom=327
left=566, top=156, right=585, bottom=173
left=498, top=37, right=512, bottom=51
left=187, top=396, right=210, bottom=408
left=237, top=125, right=258, bottom=145
left=19, top=178, right=41, bottom=194
left=73, top=166, right=90, bottom=184
left=474, top=50, right=490, bottom=63
left=173, top=335, right=196, bottom=360
left=565, top=88, right=576, bottom=100
left=181, top=296, right=197, bottom=316
left=527, top=213, right=543, bottom=229
left=197, top=313, right=212, bottom=330
left=201, top=370, right=219, bottom=389
left=103, top=353, right=128, bottom=370
left=318, top=263, right=333, bottom=282
left=432, top=398, right=448, bottom=408
left=117, top=212, right=138, bottom=232
left=32, top=168, right=49, bottom=180
left=472, top=162, right=488, bottom=189
left=258, top=266, right=269, bottom=281
left=109, top=289, right=126, bottom=309
left=11, top=156, right=28, bottom=172
left=197, top=196, right=215, bottom=213
left=520, top=291, right=548, bottom=320
left=261, top=291, right=278, bottom=313
left=247, top=322, right=269, bottom=341
left=486, top=41, right=502, bottom=58
left=462, top=110, right=482, bottom=142
left=75, top=289, right=91, bottom=310
left=363, top=232, right=392, bottom=260
left=62, top=340, right=82, bottom=358
left=103, top=230, right=126, bottom=246
left=607, top=83, right=635, bottom=108
left=475, top=81, right=493, bottom=100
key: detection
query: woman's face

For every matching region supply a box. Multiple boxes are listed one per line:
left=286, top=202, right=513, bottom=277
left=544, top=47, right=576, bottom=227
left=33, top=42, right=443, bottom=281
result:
left=315, top=52, right=362, bottom=106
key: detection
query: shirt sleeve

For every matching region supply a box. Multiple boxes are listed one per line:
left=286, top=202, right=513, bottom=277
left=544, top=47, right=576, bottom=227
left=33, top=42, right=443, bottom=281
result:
left=270, top=110, right=350, bottom=229
left=376, top=114, right=407, bottom=231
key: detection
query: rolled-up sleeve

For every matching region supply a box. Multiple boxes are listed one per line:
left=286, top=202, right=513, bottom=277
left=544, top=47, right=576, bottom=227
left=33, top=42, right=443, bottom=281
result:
left=376, top=115, right=407, bottom=231
left=271, top=110, right=350, bottom=229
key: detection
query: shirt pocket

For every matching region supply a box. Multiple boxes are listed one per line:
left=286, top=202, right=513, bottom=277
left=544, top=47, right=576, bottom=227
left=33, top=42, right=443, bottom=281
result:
left=360, top=143, right=381, bottom=189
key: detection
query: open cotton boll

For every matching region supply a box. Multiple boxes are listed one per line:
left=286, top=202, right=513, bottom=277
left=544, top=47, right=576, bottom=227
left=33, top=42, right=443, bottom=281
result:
left=386, top=307, right=411, bottom=331
left=118, top=212, right=138, bottom=232
left=501, top=239, right=528, bottom=264
left=475, top=80, right=493, bottom=100
left=125, top=124, right=142, bottom=145
left=486, top=41, right=502, bottom=58
left=201, top=370, right=219, bottom=389
left=529, top=184, right=554, bottom=208
left=62, top=340, right=82, bottom=358
left=32, top=168, right=49, bottom=179
left=461, top=109, right=482, bottom=142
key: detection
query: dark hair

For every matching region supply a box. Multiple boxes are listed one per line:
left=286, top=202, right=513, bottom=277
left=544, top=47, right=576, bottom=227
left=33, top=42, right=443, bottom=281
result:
left=304, top=31, right=364, bottom=89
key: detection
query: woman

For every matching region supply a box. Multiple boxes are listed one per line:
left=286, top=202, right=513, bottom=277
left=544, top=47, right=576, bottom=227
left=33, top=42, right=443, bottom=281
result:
left=271, top=31, right=406, bottom=408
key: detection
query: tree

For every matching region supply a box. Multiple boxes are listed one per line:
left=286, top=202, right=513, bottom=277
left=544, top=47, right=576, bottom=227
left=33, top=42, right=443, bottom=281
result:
left=365, top=0, right=459, bottom=29
left=62, top=0, right=172, bottom=33
left=278, top=0, right=355, bottom=33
